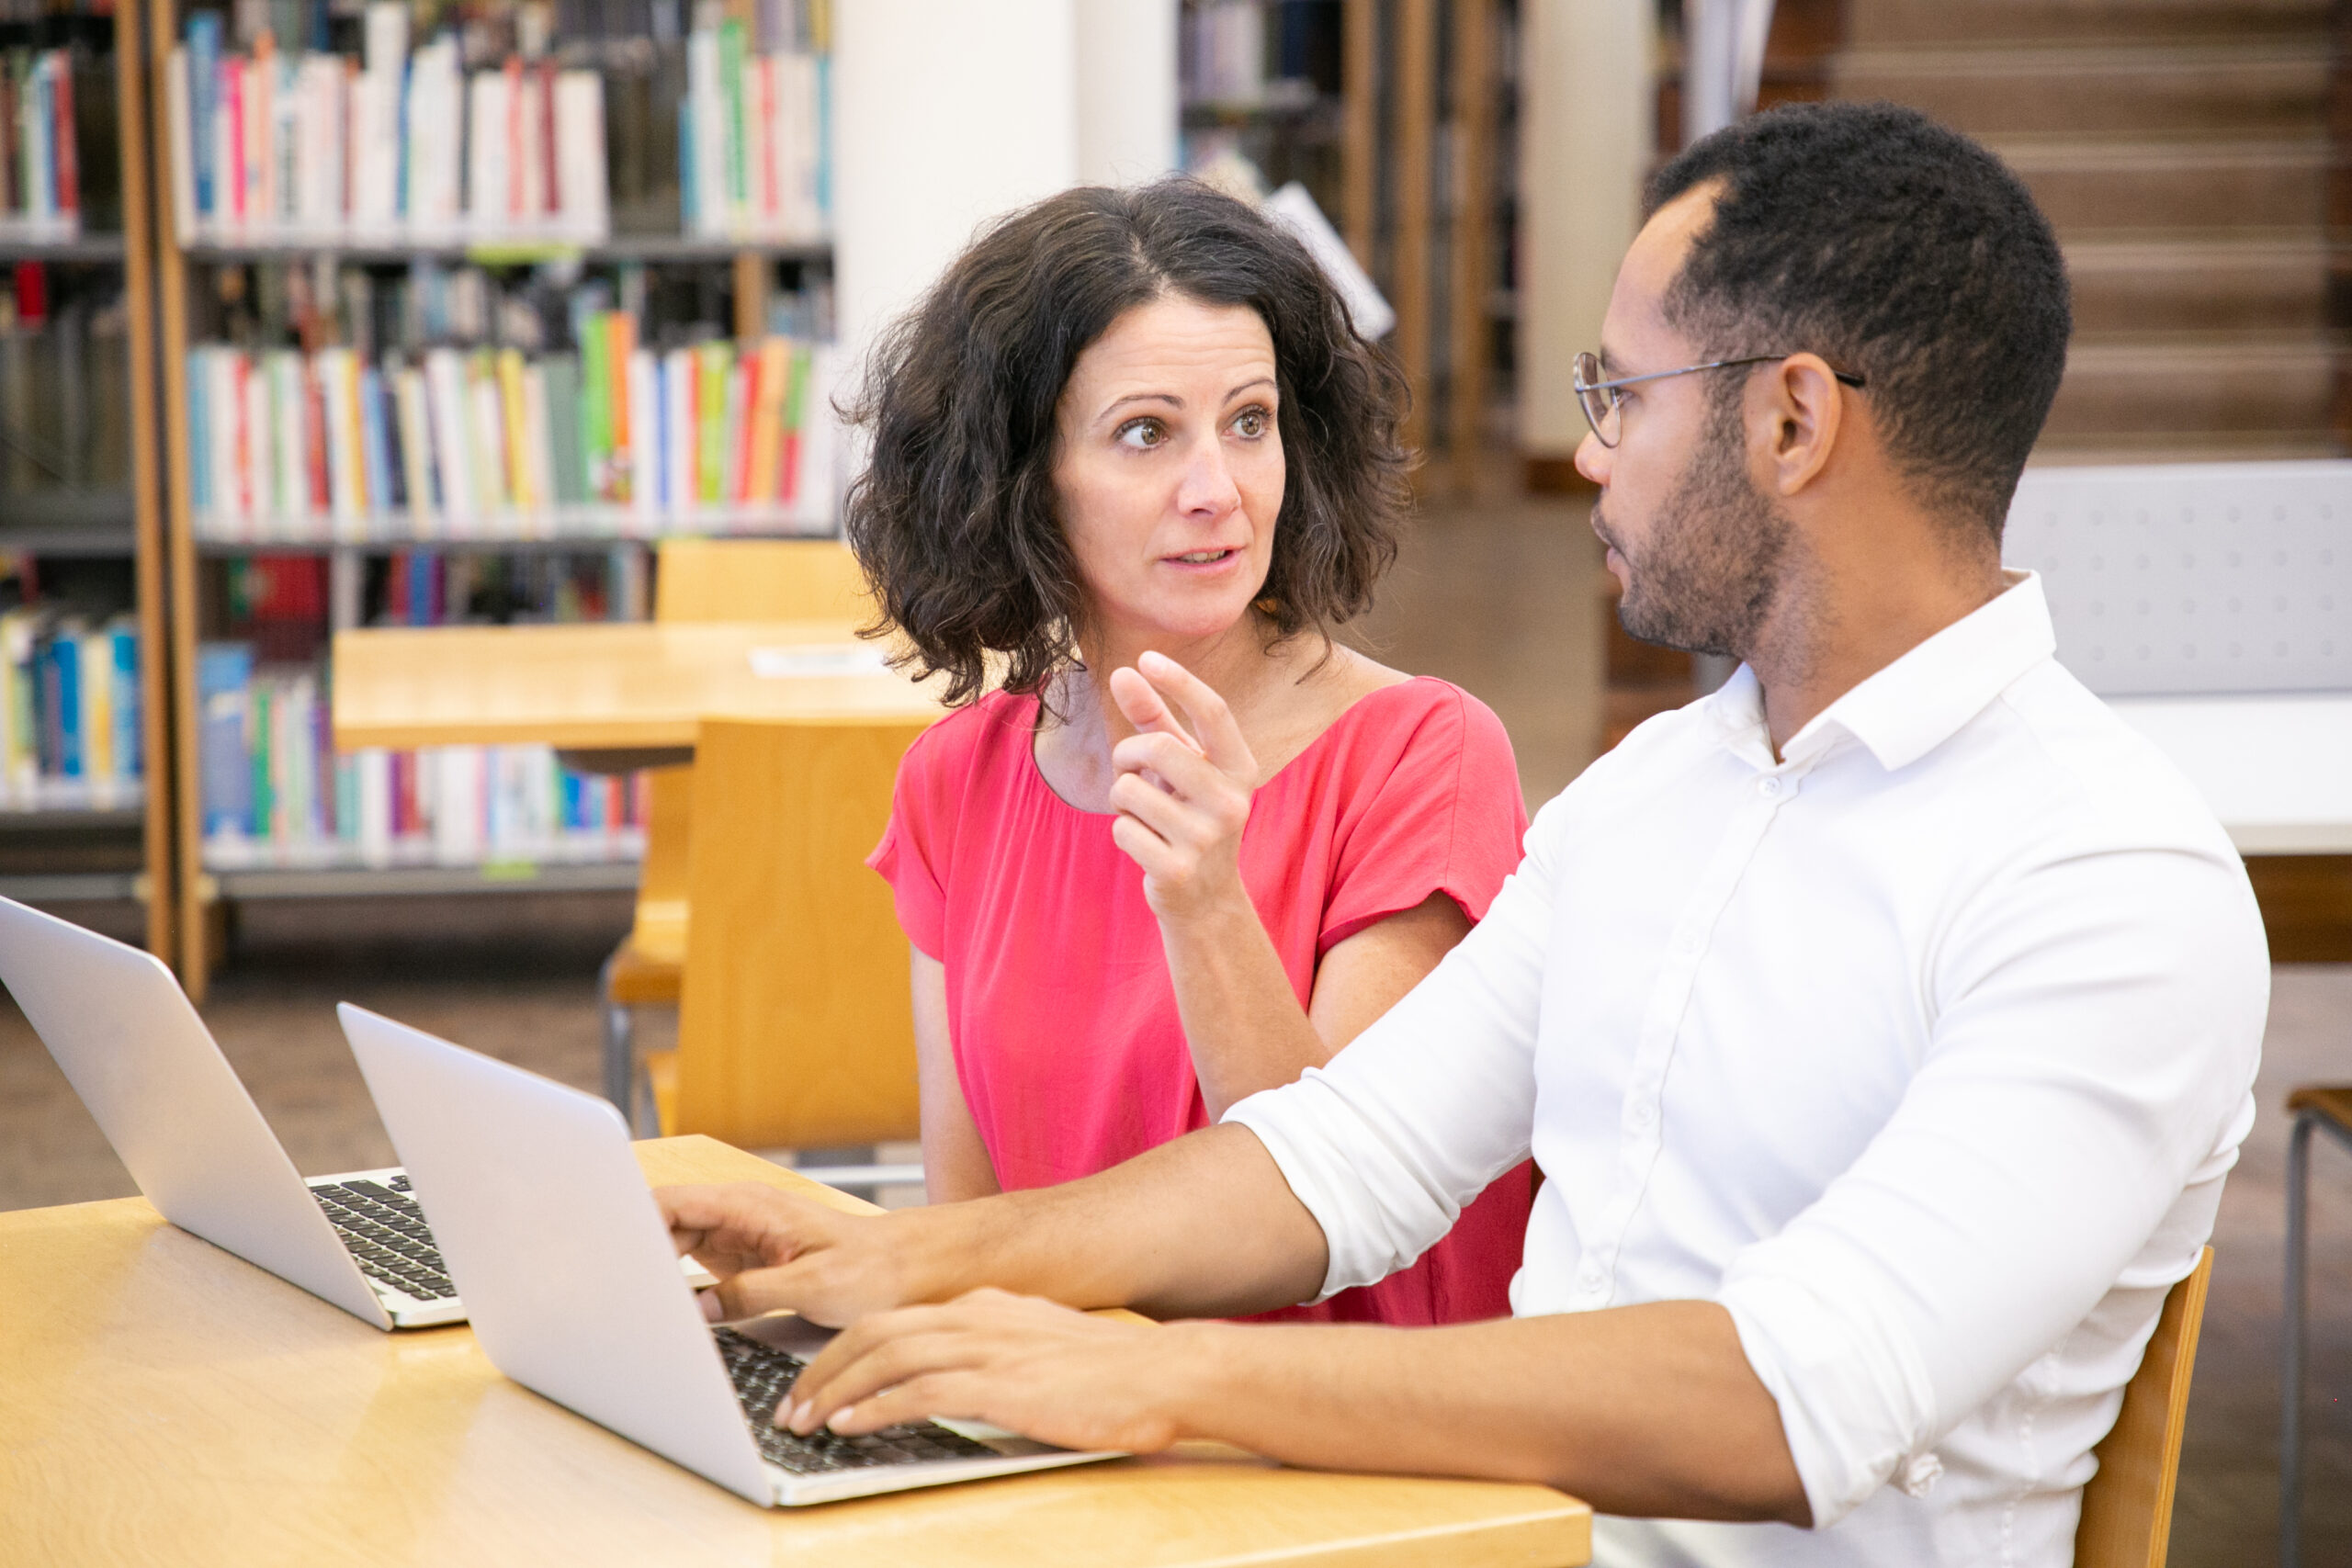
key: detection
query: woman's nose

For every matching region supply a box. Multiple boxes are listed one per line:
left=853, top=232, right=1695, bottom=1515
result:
left=1175, top=436, right=1242, bottom=515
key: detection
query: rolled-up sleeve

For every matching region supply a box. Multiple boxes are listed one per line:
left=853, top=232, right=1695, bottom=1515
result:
left=1225, top=796, right=1562, bottom=1300
left=1715, top=839, right=2267, bottom=1529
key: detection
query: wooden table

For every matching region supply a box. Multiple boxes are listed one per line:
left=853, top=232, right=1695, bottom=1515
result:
left=331, top=620, right=945, bottom=753
left=1, top=1135, right=1592, bottom=1567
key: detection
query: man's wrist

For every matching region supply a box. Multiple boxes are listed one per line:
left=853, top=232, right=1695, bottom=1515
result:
left=878, top=1188, right=1035, bottom=1304
left=1156, top=1319, right=1247, bottom=1443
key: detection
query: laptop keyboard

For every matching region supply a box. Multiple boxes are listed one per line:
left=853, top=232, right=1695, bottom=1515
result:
left=713, top=1325, right=1001, bottom=1475
left=311, top=1176, right=458, bottom=1302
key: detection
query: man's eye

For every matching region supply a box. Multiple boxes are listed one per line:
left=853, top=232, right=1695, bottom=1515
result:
left=1116, top=419, right=1166, bottom=449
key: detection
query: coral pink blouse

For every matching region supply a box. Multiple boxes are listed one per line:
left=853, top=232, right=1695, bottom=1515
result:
left=869, top=676, right=1533, bottom=1325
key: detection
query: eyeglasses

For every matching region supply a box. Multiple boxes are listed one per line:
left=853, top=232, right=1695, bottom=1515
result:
left=1572, top=351, right=1868, bottom=448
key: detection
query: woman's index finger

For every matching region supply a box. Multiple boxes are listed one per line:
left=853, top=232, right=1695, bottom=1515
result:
left=1135, top=650, right=1255, bottom=775
left=1107, top=665, right=1202, bottom=751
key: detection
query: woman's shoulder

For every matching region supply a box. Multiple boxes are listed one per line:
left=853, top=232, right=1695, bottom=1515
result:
left=1317, top=672, right=1515, bottom=768
left=892, top=688, right=1043, bottom=824
left=1264, top=670, right=1521, bottom=827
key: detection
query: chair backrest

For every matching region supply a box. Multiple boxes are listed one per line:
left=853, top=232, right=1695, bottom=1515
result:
left=672, top=714, right=933, bottom=1150
left=2075, top=1246, right=2215, bottom=1568
left=637, top=538, right=876, bottom=958
left=654, top=538, right=873, bottom=626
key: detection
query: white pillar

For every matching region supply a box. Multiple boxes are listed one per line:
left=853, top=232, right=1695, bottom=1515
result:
left=1075, top=0, right=1179, bottom=186
left=831, top=0, right=1080, bottom=389
left=1517, top=0, right=1655, bottom=460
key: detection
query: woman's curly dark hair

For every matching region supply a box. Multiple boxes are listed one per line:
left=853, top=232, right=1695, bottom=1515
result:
left=843, top=176, right=1411, bottom=707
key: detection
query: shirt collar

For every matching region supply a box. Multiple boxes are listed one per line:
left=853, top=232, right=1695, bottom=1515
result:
left=1702, top=571, right=2057, bottom=773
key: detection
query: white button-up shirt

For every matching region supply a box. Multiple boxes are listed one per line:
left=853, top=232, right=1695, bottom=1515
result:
left=1226, top=574, right=2268, bottom=1567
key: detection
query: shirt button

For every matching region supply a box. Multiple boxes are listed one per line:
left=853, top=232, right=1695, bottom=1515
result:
left=1757, top=775, right=1782, bottom=797
left=1628, top=1100, right=1656, bottom=1130
left=1578, top=1261, right=1604, bottom=1288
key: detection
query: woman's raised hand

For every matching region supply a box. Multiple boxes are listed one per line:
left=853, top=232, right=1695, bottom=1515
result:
left=1105, top=650, right=1261, bottom=920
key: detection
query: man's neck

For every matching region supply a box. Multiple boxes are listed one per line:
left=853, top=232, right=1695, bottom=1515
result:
left=1746, top=538, right=2010, bottom=759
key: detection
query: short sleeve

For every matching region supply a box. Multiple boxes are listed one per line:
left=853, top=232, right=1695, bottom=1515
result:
left=1318, top=683, right=1529, bottom=953
left=866, top=726, right=951, bottom=961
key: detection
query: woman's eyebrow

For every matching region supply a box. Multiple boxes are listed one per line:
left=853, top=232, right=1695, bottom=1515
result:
left=1225, top=376, right=1278, bottom=401
left=1101, top=391, right=1182, bottom=420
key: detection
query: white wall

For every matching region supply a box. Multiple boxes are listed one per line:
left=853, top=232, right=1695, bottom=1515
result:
left=1076, top=0, right=1180, bottom=185
left=1518, top=0, right=1656, bottom=459
left=831, top=0, right=1081, bottom=390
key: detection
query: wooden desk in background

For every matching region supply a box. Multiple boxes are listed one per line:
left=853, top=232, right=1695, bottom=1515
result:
left=1, top=1135, right=1592, bottom=1567
left=330, top=620, right=945, bottom=754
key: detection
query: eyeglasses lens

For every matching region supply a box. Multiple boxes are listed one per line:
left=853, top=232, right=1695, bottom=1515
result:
left=1573, top=353, right=1618, bottom=448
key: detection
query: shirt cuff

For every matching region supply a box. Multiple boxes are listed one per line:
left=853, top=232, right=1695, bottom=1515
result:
left=1223, top=1070, right=1464, bottom=1304
left=1717, top=1268, right=1942, bottom=1529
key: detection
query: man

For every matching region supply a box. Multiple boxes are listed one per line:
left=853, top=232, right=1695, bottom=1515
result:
left=657, top=103, right=2268, bottom=1564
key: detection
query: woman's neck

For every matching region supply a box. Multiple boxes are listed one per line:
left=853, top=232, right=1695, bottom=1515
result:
left=1067, top=613, right=1291, bottom=751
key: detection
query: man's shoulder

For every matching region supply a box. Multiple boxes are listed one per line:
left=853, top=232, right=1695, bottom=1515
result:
left=1972, top=660, right=2238, bottom=863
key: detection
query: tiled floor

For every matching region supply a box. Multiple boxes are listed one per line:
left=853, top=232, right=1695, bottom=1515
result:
left=1, top=492, right=2344, bottom=1561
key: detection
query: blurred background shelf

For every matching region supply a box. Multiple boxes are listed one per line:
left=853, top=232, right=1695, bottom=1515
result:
left=208, top=858, right=640, bottom=900
left=179, top=234, right=831, bottom=266
left=0, top=235, right=128, bottom=265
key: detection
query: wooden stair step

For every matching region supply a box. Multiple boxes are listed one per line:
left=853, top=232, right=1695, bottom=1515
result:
left=1984, top=134, right=2333, bottom=233
left=1850, top=0, right=2327, bottom=49
left=1832, top=43, right=2326, bottom=136
left=2062, top=234, right=2334, bottom=335
left=2042, top=332, right=2343, bottom=440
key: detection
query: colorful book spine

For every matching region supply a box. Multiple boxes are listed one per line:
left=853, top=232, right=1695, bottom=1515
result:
left=169, top=22, right=609, bottom=243
left=186, top=329, right=840, bottom=538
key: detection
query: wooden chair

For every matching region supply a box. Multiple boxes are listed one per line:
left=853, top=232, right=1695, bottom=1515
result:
left=2075, top=1245, right=2215, bottom=1568
left=2281, top=1088, right=2352, bottom=1567
left=598, top=540, right=877, bottom=1123
left=626, top=716, right=930, bottom=1173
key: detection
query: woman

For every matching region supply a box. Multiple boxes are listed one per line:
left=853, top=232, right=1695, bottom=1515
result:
left=850, top=178, right=1530, bottom=1325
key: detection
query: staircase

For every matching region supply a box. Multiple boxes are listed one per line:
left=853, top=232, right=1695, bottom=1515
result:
left=1829, top=0, right=2345, bottom=462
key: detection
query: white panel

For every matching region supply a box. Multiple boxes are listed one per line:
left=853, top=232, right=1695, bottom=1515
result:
left=2107, top=694, right=2352, bottom=853
left=2003, top=460, right=2352, bottom=697
left=1076, top=0, right=1179, bottom=186
left=1519, top=0, right=1656, bottom=458
left=831, top=0, right=1080, bottom=397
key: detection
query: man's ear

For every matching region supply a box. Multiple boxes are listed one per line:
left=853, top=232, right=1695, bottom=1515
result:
left=1753, top=353, right=1847, bottom=499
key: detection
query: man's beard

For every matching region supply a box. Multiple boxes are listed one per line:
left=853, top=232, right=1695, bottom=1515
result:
left=1593, top=389, right=1792, bottom=660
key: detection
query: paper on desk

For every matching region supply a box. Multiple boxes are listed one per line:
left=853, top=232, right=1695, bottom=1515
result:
left=747, top=644, right=892, bottom=679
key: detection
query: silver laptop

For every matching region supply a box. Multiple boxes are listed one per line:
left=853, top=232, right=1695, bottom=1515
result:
left=0, top=897, right=468, bottom=1329
left=336, top=1001, right=1123, bottom=1506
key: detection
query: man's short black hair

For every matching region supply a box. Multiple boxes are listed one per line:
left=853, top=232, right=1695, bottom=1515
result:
left=1647, top=101, right=2070, bottom=537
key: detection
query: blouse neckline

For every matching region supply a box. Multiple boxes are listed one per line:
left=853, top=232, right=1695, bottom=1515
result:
left=1017, top=675, right=1434, bottom=818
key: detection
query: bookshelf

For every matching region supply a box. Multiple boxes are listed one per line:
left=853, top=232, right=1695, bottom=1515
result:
left=0, top=0, right=175, bottom=952
left=1182, top=0, right=1509, bottom=484
left=143, top=0, right=842, bottom=990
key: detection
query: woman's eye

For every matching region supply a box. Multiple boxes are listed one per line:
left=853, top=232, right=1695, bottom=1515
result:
left=1231, top=407, right=1271, bottom=438
left=1115, top=419, right=1166, bottom=450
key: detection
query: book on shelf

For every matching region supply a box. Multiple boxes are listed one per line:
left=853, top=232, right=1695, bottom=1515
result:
left=0, top=604, right=140, bottom=810
left=1182, top=0, right=1336, bottom=111
left=186, top=324, right=838, bottom=544
left=1, top=47, right=82, bottom=241
left=2, top=265, right=131, bottom=503
left=166, top=4, right=611, bottom=247
left=679, top=16, right=826, bottom=243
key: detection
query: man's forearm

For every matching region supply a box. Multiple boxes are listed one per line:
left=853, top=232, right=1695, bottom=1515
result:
left=890, top=1122, right=1332, bottom=1320
left=1159, top=1301, right=1810, bottom=1524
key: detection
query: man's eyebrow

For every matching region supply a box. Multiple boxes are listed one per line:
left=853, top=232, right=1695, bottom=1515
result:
left=1596, top=344, right=1623, bottom=377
